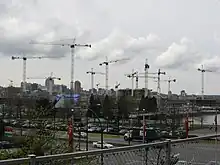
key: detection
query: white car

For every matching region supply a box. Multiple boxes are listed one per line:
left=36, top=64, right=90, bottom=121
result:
left=73, top=132, right=87, bottom=138
left=92, top=141, right=114, bottom=149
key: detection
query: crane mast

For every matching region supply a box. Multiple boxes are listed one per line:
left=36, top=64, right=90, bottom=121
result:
left=157, top=69, right=166, bottom=112
left=11, top=55, right=46, bottom=93
left=125, top=69, right=138, bottom=97
left=30, top=38, right=91, bottom=94
left=86, top=68, right=105, bottom=94
left=144, top=59, right=150, bottom=97
left=197, top=65, right=214, bottom=100
left=99, top=56, right=129, bottom=95
left=154, top=77, right=176, bottom=97
left=136, top=73, right=157, bottom=90
left=27, top=74, right=61, bottom=96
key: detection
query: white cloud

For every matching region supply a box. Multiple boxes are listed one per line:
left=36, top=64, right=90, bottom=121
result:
left=77, top=28, right=160, bottom=61
left=155, top=37, right=203, bottom=69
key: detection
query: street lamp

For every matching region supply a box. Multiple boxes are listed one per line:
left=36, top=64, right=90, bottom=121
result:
left=86, top=104, right=104, bottom=165
left=86, top=104, right=103, bottom=150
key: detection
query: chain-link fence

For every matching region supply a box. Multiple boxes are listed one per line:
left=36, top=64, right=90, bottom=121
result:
left=0, top=134, right=220, bottom=165
left=32, top=141, right=171, bottom=165
left=171, top=134, right=220, bottom=165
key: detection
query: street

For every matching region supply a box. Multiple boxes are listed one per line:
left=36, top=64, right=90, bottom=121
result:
left=13, top=128, right=141, bottom=146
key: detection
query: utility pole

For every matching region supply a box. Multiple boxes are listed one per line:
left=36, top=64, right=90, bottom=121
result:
left=197, top=65, right=213, bottom=100
left=86, top=68, right=105, bottom=94
left=99, top=56, right=129, bottom=94
left=125, top=69, right=138, bottom=97
left=157, top=69, right=166, bottom=112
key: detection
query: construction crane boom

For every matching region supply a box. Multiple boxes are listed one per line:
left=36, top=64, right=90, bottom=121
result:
left=86, top=68, right=105, bottom=94
left=134, top=74, right=158, bottom=90
left=99, top=56, right=129, bottom=94
left=154, top=78, right=176, bottom=96
left=30, top=38, right=91, bottom=93
left=27, top=74, right=61, bottom=95
left=11, top=55, right=51, bottom=93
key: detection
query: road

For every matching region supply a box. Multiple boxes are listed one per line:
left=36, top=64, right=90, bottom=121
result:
left=13, top=128, right=141, bottom=146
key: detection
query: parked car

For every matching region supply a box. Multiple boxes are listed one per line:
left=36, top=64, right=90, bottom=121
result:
left=92, top=141, right=114, bottom=149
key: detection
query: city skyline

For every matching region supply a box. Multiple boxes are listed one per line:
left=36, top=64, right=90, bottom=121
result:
left=1, top=0, right=220, bottom=94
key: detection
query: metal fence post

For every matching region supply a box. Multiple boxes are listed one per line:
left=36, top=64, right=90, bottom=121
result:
left=144, top=146, right=148, bottom=165
left=166, top=139, right=171, bottom=165
left=28, top=154, right=36, bottom=165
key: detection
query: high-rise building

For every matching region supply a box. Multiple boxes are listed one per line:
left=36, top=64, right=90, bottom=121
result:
left=74, top=80, right=81, bottom=94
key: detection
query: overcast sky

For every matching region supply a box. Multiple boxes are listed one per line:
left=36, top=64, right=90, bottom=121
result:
left=1, top=0, right=220, bottom=95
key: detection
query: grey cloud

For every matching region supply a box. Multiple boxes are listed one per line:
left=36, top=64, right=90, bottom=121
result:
left=77, top=28, right=161, bottom=62
left=155, top=38, right=205, bottom=70
left=0, top=9, right=89, bottom=59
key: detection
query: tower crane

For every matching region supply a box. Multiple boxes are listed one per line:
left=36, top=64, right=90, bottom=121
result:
left=136, top=74, right=158, bottom=89
left=99, top=56, right=129, bottom=94
left=86, top=68, right=105, bottom=94
left=11, top=55, right=50, bottom=93
left=154, top=77, right=176, bottom=96
left=136, top=59, right=157, bottom=97
left=157, top=69, right=166, bottom=112
left=137, top=73, right=158, bottom=90
left=27, top=73, right=61, bottom=96
left=125, top=69, right=138, bottom=97
left=197, top=65, right=214, bottom=100
left=30, top=38, right=91, bottom=92
left=144, top=59, right=150, bottom=97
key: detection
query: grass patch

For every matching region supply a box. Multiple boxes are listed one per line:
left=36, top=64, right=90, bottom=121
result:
left=89, top=133, right=123, bottom=139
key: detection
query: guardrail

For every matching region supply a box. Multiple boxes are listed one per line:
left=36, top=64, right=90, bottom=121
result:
left=0, top=134, right=220, bottom=165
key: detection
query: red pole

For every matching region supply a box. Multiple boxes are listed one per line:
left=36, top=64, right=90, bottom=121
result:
left=185, top=115, right=189, bottom=138
left=68, top=120, right=73, bottom=148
